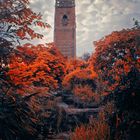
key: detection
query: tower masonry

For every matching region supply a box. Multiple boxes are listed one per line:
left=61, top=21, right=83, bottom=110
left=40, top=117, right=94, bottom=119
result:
left=54, top=0, right=76, bottom=58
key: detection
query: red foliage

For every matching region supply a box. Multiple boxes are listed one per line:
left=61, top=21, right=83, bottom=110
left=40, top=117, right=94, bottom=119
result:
left=73, top=85, right=100, bottom=102
left=7, top=44, right=66, bottom=95
left=0, top=0, right=50, bottom=42
left=92, top=28, right=140, bottom=95
left=71, top=112, right=110, bottom=140
left=63, top=68, right=97, bottom=90
left=63, top=58, right=97, bottom=101
left=65, top=59, right=88, bottom=74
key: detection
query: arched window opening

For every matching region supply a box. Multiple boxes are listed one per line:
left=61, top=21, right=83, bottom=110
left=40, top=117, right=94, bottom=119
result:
left=63, top=15, right=68, bottom=20
left=62, top=14, right=69, bottom=26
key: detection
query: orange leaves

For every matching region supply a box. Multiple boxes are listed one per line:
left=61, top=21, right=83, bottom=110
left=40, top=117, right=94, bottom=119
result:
left=63, top=67, right=97, bottom=87
left=8, top=62, right=33, bottom=86
left=63, top=68, right=93, bottom=90
left=21, top=0, right=29, bottom=4
left=93, top=28, right=140, bottom=95
left=71, top=112, right=110, bottom=140
left=62, top=58, right=97, bottom=101
left=16, top=28, right=26, bottom=39
left=1, top=0, right=50, bottom=44
left=65, top=59, right=88, bottom=73
left=23, top=26, right=44, bottom=39
left=35, top=21, right=51, bottom=28
left=8, top=44, right=66, bottom=95
left=124, top=64, right=131, bottom=74
left=137, top=58, right=140, bottom=71
left=73, top=85, right=97, bottom=101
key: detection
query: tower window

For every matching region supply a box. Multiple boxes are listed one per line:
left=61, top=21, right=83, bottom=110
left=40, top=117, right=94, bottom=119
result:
left=63, top=15, right=68, bottom=20
left=62, top=14, right=69, bottom=26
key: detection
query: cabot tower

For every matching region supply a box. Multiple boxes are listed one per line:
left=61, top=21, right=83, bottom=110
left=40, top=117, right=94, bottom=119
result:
left=54, top=0, right=76, bottom=58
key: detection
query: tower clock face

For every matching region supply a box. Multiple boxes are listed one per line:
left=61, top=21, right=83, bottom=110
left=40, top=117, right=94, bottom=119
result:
left=62, top=14, right=69, bottom=26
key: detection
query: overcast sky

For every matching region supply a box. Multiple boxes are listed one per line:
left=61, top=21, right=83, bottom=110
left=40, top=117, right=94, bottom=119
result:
left=30, top=0, right=140, bottom=57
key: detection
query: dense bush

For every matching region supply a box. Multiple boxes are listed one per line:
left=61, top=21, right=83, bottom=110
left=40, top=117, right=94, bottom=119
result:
left=92, top=28, right=140, bottom=140
left=92, top=28, right=140, bottom=95
left=0, top=88, right=37, bottom=140
left=7, top=44, right=66, bottom=95
left=73, top=84, right=100, bottom=102
left=63, top=62, right=97, bottom=101
left=71, top=111, right=110, bottom=140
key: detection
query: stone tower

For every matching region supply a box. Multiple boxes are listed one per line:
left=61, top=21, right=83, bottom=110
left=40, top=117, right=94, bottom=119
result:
left=54, top=0, right=76, bottom=58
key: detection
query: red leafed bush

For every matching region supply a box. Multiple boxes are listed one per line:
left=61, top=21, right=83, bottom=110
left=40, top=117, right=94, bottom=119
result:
left=73, top=85, right=100, bottom=102
left=7, top=44, right=66, bottom=95
left=65, top=59, right=88, bottom=74
left=63, top=58, right=97, bottom=101
left=71, top=112, right=110, bottom=140
left=63, top=68, right=97, bottom=91
left=91, top=27, right=140, bottom=140
left=0, top=0, right=50, bottom=43
left=91, top=28, right=140, bottom=95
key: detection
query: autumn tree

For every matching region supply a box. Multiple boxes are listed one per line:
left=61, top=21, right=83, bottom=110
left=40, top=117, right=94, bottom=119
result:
left=0, top=0, right=50, bottom=91
left=0, top=1, right=55, bottom=139
left=0, top=0, right=50, bottom=43
left=7, top=44, right=66, bottom=95
left=92, top=28, right=140, bottom=139
left=65, top=58, right=88, bottom=74
left=63, top=58, right=98, bottom=101
left=0, top=0, right=50, bottom=68
left=0, top=43, right=66, bottom=139
left=63, top=68, right=97, bottom=90
left=92, top=28, right=140, bottom=95
left=0, top=0, right=52, bottom=90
